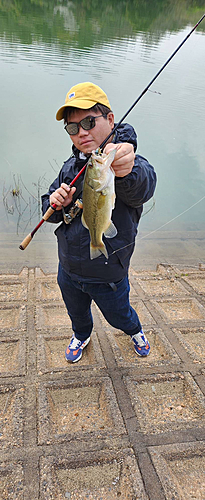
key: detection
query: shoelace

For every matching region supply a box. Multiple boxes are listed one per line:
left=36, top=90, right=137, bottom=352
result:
left=133, top=333, right=147, bottom=347
left=69, top=336, right=82, bottom=349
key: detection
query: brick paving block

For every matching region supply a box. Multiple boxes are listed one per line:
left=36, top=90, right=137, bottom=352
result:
left=0, top=337, right=26, bottom=377
left=37, top=331, right=105, bottom=374
left=173, top=326, right=205, bottom=363
left=131, top=264, right=172, bottom=278
left=0, top=268, right=28, bottom=281
left=151, top=297, right=205, bottom=323
left=181, top=273, right=205, bottom=295
left=35, top=304, right=71, bottom=330
left=124, top=372, right=205, bottom=435
left=156, top=264, right=179, bottom=274
left=175, top=265, right=204, bottom=275
left=0, top=304, right=27, bottom=332
left=133, top=276, right=189, bottom=297
left=149, top=441, right=205, bottom=500
left=36, top=278, right=62, bottom=301
left=35, top=267, right=51, bottom=279
left=0, top=385, right=24, bottom=449
left=129, top=299, right=156, bottom=325
left=37, top=377, right=125, bottom=445
left=0, top=460, right=24, bottom=498
left=40, top=448, right=148, bottom=500
left=0, top=281, right=27, bottom=302
left=107, top=327, right=180, bottom=368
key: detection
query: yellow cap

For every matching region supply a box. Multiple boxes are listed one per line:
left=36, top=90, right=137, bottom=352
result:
left=56, top=82, right=111, bottom=121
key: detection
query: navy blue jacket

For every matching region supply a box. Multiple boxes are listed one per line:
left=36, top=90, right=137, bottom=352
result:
left=41, top=123, right=157, bottom=282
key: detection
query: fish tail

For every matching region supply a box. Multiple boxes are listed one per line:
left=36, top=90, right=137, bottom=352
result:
left=90, top=242, right=108, bottom=260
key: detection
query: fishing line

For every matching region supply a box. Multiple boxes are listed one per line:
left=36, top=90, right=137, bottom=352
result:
left=108, top=194, right=205, bottom=257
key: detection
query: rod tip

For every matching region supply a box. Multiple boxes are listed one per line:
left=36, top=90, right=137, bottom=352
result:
left=19, top=245, right=24, bottom=250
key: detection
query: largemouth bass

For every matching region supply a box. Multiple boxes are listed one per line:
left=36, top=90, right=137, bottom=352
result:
left=81, top=148, right=117, bottom=260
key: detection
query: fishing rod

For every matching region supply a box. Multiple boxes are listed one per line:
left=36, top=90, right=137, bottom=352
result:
left=100, top=13, right=205, bottom=149
left=19, top=13, right=205, bottom=251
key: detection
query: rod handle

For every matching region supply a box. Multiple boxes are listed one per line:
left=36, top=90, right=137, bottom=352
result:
left=19, top=233, right=32, bottom=250
left=43, top=205, right=56, bottom=220
left=19, top=205, right=56, bottom=250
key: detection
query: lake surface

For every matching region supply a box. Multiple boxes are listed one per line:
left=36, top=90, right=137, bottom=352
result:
left=0, top=0, right=205, bottom=272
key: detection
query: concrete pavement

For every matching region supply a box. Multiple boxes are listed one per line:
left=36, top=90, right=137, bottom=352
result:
left=0, top=263, right=205, bottom=499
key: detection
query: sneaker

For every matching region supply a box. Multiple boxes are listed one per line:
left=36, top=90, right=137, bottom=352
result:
left=65, top=334, right=90, bottom=363
left=131, top=330, right=150, bottom=356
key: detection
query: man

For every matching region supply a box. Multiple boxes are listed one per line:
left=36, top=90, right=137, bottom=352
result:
left=42, top=82, right=156, bottom=363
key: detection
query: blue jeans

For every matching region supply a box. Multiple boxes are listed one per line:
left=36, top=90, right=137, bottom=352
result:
left=57, top=263, right=142, bottom=341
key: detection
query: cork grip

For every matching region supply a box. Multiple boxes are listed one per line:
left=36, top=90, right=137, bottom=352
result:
left=19, top=233, right=32, bottom=250
left=43, top=205, right=56, bottom=221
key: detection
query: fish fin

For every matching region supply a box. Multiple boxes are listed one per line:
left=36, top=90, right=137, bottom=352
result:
left=90, top=242, right=108, bottom=260
left=81, top=213, right=89, bottom=229
left=104, top=221, right=117, bottom=239
left=111, top=192, right=116, bottom=209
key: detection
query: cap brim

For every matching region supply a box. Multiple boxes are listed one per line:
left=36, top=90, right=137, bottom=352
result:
left=56, top=99, right=99, bottom=121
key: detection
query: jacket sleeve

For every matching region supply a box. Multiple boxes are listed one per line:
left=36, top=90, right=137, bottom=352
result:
left=115, top=154, right=157, bottom=208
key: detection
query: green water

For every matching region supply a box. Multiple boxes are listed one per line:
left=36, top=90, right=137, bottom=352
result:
left=0, top=0, right=205, bottom=271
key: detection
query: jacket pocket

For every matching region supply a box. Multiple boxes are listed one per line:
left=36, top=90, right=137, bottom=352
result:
left=105, top=228, right=137, bottom=269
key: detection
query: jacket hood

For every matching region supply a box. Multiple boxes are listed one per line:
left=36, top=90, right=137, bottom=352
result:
left=72, top=122, right=137, bottom=158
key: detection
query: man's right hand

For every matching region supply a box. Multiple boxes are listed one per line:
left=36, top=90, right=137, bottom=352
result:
left=49, top=183, right=76, bottom=211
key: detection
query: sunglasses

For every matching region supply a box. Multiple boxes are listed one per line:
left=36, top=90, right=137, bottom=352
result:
left=64, top=114, right=107, bottom=136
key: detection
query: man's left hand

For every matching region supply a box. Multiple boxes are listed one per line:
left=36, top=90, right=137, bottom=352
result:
left=104, top=142, right=135, bottom=177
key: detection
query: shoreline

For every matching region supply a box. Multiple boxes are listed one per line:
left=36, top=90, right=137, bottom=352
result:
left=1, top=229, right=205, bottom=274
